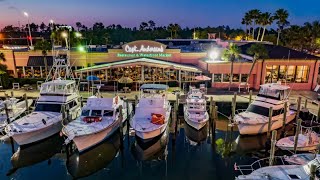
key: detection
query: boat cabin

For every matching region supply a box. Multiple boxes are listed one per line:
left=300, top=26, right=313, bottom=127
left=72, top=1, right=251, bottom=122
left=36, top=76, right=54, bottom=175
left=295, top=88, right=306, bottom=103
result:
left=40, top=80, right=78, bottom=96
left=257, top=83, right=290, bottom=101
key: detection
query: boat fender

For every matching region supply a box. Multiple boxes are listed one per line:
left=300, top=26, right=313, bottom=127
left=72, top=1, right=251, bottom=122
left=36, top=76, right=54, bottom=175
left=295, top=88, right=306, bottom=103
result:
left=42, top=119, right=46, bottom=125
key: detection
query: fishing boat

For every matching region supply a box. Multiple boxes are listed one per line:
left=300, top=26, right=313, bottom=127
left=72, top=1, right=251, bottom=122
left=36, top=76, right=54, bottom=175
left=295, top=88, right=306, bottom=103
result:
left=62, top=95, right=132, bottom=153
left=234, top=83, right=296, bottom=135
left=0, top=98, right=33, bottom=133
left=5, top=57, right=81, bottom=146
left=66, top=129, right=121, bottom=179
left=276, top=129, right=320, bottom=152
left=235, top=154, right=320, bottom=179
left=184, top=87, right=209, bottom=130
left=130, top=84, right=171, bottom=140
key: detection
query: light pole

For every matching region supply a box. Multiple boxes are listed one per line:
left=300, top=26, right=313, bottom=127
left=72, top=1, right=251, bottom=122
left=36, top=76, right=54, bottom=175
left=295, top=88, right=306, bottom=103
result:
left=61, top=32, right=68, bottom=49
left=23, top=12, right=33, bottom=47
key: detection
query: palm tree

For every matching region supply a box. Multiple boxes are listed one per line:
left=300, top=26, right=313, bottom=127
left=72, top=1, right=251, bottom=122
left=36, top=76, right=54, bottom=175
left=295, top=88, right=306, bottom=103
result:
left=167, top=24, right=174, bottom=39
left=256, top=13, right=263, bottom=41
left=76, top=22, right=82, bottom=31
left=304, top=21, right=320, bottom=51
left=172, top=23, right=181, bottom=38
left=248, top=9, right=261, bottom=39
left=34, top=40, right=51, bottom=76
left=245, top=44, right=269, bottom=87
left=260, top=12, right=274, bottom=41
left=241, top=12, right=252, bottom=40
left=222, top=43, right=240, bottom=91
left=274, top=9, right=289, bottom=45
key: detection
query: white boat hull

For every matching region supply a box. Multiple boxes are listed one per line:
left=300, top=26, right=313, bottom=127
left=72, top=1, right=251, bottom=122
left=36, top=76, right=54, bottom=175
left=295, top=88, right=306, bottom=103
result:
left=135, top=125, right=167, bottom=140
left=72, top=119, right=121, bottom=153
left=183, top=106, right=208, bottom=130
left=11, top=122, right=62, bottom=146
left=237, top=113, right=295, bottom=135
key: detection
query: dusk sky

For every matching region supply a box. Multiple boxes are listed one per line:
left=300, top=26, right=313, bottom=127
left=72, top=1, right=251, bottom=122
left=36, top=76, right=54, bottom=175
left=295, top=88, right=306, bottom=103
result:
left=0, top=0, right=319, bottom=29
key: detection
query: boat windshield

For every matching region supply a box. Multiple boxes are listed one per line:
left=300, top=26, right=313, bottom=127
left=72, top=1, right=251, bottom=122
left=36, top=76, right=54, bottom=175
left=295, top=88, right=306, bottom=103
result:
left=81, top=110, right=90, bottom=116
left=103, top=110, right=114, bottom=117
left=91, top=110, right=102, bottom=116
left=246, top=104, right=270, bottom=117
left=35, top=103, right=62, bottom=113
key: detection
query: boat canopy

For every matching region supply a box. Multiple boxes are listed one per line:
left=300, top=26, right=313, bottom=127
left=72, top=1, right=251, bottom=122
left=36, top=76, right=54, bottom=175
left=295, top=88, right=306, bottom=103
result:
left=83, top=97, right=115, bottom=110
left=40, top=80, right=77, bottom=95
left=140, top=84, right=169, bottom=90
left=258, top=83, right=289, bottom=100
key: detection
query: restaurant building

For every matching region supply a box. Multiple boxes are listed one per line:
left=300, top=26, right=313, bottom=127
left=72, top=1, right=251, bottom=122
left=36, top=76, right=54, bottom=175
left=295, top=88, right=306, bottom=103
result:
left=0, top=40, right=319, bottom=90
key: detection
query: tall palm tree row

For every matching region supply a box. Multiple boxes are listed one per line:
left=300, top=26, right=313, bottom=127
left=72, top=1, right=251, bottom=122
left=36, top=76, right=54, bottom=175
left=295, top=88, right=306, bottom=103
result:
left=259, top=12, right=274, bottom=41
left=247, top=9, right=261, bottom=39
left=241, top=12, right=252, bottom=40
left=274, top=9, right=289, bottom=45
left=222, top=43, right=240, bottom=91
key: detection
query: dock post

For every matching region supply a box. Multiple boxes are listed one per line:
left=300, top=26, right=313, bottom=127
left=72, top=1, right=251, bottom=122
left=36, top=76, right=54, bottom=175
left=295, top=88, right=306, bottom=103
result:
left=212, top=106, right=218, bottom=140
left=293, top=118, right=302, bottom=153
left=4, top=103, right=10, bottom=124
left=23, top=93, right=29, bottom=114
left=10, top=91, right=14, bottom=98
left=304, top=98, right=308, bottom=109
left=61, top=105, right=66, bottom=122
left=296, top=97, right=301, bottom=123
left=317, top=103, right=320, bottom=122
left=310, top=164, right=317, bottom=180
left=249, top=90, right=252, bottom=104
left=267, top=107, right=273, bottom=139
left=134, top=94, right=138, bottom=106
left=80, top=97, right=83, bottom=108
left=209, top=96, right=213, bottom=117
left=269, top=130, right=277, bottom=166
left=282, top=102, right=287, bottom=128
left=119, top=105, right=124, bottom=149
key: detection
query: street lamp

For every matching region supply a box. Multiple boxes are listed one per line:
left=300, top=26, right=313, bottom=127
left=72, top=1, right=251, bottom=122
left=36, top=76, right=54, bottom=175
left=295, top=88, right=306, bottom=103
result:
left=75, top=32, right=82, bottom=38
left=61, top=32, right=68, bottom=49
left=23, top=11, right=33, bottom=47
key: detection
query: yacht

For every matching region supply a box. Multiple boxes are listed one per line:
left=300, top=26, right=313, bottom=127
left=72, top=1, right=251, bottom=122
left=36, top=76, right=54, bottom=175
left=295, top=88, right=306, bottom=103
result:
left=5, top=57, right=81, bottom=146
left=130, top=84, right=171, bottom=140
left=184, top=87, right=209, bottom=130
left=62, top=95, right=132, bottom=153
left=234, top=83, right=296, bottom=135
left=235, top=155, right=320, bottom=179
left=0, top=98, right=33, bottom=133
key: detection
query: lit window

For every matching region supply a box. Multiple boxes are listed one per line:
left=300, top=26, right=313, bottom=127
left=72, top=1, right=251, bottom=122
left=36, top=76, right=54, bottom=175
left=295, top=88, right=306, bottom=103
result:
left=295, top=66, right=309, bottom=83
left=213, top=74, right=222, bottom=82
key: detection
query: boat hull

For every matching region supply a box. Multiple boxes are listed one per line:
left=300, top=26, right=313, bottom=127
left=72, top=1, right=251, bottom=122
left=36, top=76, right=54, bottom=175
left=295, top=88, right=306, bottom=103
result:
left=11, top=122, right=62, bottom=146
left=135, top=125, right=167, bottom=140
left=276, top=144, right=318, bottom=152
left=237, top=113, right=295, bottom=135
left=72, top=119, right=121, bottom=153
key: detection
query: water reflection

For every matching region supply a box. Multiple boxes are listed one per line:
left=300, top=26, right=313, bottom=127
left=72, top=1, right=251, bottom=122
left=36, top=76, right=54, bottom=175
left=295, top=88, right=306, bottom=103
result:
left=9, top=134, right=64, bottom=174
left=66, top=129, right=121, bottom=179
left=131, top=128, right=169, bottom=161
left=231, top=134, right=268, bottom=155
left=184, top=123, right=208, bottom=145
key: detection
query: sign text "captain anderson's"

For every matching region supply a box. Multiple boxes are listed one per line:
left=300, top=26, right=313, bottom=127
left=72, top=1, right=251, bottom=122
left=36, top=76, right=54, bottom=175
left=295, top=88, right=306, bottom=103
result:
left=124, top=44, right=164, bottom=53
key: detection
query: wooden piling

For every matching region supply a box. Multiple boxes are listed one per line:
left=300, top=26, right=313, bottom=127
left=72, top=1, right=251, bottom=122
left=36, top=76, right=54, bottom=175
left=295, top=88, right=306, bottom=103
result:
left=282, top=102, right=287, bottom=128
left=23, top=93, right=29, bottom=114
left=4, top=103, right=10, bottom=124
left=267, top=107, right=273, bottom=139
left=293, top=118, right=302, bottom=153
left=269, top=130, right=277, bottom=166
left=209, top=96, right=213, bottom=117
left=310, top=164, right=317, bottom=180
left=119, top=105, right=124, bottom=148
left=134, top=94, right=138, bottom=106
left=10, top=91, right=14, bottom=98
left=296, top=97, right=301, bottom=123
left=249, top=90, right=252, bottom=104
left=80, top=97, right=83, bottom=108
left=61, top=105, right=66, bottom=121
left=231, top=97, right=236, bottom=122
left=304, top=98, right=308, bottom=109
left=317, top=103, right=320, bottom=122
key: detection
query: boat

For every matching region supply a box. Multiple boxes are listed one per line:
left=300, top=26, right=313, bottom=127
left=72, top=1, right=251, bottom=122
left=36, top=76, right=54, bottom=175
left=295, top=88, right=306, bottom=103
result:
left=184, top=122, right=208, bottom=144
left=235, top=154, right=320, bottom=179
left=5, top=57, right=81, bottom=146
left=184, top=87, right=209, bottom=130
left=66, top=129, right=121, bottom=179
left=0, top=98, right=33, bottom=133
left=62, top=95, right=132, bottom=153
left=130, top=84, right=171, bottom=140
left=131, top=128, right=169, bottom=161
left=234, top=83, right=296, bottom=135
left=276, top=129, right=320, bottom=152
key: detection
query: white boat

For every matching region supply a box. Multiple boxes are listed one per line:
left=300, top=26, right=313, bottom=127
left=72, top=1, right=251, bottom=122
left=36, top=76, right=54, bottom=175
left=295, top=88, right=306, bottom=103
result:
left=235, top=154, right=320, bottom=179
left=0, top=98, right=33, bottom=132
left=277, top=129, right=320, bottom=152
left=184, top=87, right=209, bottom=130
left=5, top=57, right=81, bottom=146
left=130, top=84, right=171, bottom=140
left=62, top=95, right=132, bottom=153
left=234, top=83, right=296, bottom=135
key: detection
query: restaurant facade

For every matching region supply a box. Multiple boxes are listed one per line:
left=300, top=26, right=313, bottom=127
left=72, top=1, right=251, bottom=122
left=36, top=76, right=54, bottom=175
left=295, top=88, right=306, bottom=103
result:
left=0, top=40, right=319, bottom=90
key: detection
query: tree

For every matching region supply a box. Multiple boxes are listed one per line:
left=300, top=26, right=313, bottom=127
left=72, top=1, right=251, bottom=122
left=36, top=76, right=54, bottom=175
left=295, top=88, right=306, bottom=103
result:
left=0, top=52, right=6, bottom=62
left=246, top=44, right=269, bottom=87
left=76, top=22, right=82, bottom=31
left=248, top=9, right=261, bottom=39
left=139, top=22, right=148, bottom=31
left=274, top=9, right=289, bottom=45
left=221, top=43, right=240, bottom=91
left=256, top=13, right=263, bottom=41
left=241, top=12, right=252, bottom=40
left=172, top=23, right=181, bottom=38
left=39, top=22, right=47, bottom=33
left=148, top=20, right=156, bottom=30
left=34, top=40, right=51, bottom=76
left=0, top=52, right=7, bottom=87
left=260, top=12, right=274, bottom=41
left=167, top=24, right=174, bottom=39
